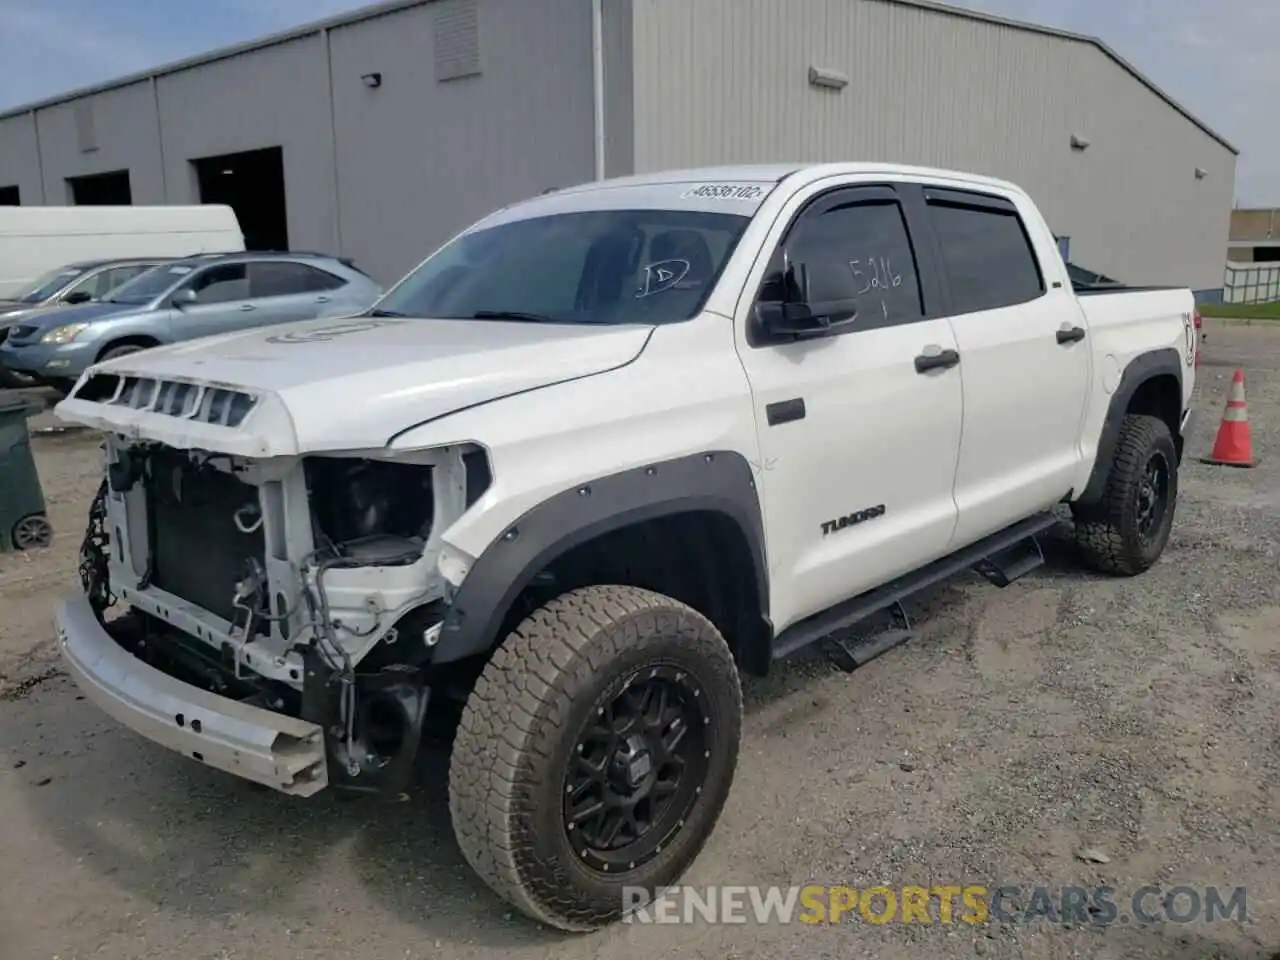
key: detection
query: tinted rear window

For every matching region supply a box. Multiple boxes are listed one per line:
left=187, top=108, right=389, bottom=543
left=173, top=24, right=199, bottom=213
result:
left=927, top=198, right=1044, bottom=315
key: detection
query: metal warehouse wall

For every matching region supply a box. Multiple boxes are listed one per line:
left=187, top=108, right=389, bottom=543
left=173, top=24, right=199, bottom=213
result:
left=0, top=0, right=599, bottom=287
left=623, top=0, right=1237, bottom=292
left=326, top=0, right=597, bottom=283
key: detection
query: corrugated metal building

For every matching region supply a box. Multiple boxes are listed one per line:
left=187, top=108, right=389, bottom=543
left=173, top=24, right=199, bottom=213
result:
left=0, top=0, right=1238, bottom=295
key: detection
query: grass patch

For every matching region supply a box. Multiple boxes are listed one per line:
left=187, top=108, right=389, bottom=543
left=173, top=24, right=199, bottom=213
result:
left=1199, top=300, right=1280, bottom=320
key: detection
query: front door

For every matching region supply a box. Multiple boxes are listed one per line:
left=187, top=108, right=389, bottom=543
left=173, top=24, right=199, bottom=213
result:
left=168, top=263, right=255, bottom=340
left=733, top=181, right=965, bottom=634
left=919, top=185, right=1091, bottom=549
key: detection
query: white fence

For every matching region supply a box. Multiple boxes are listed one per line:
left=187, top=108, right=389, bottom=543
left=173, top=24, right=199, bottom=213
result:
left=1224, top=261, right=1280, bottom=304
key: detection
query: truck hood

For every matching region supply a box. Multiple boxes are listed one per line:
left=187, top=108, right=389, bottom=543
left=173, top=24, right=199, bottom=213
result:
left=54, top=315, right=655, bottom=456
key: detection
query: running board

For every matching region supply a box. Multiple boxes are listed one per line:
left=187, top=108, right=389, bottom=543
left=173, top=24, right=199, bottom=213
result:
left=772, top=512, right=1059, bottom=662
left=972, top=534, right=1045, bottom=588
left=823, top=601, right=916, bottom=674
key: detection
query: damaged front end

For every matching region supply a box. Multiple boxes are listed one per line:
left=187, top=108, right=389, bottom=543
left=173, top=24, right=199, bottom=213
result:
left=74, top=426, right=492, bottom=797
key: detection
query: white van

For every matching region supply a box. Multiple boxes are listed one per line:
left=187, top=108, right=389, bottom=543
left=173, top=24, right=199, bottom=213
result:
left=0, top=205, right=244, bottom=299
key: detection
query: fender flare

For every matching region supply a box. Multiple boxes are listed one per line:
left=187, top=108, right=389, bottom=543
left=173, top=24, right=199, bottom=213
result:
left=431, top=450, right=771, bottom=666
left=1075, top=347, right=1184, bottom=507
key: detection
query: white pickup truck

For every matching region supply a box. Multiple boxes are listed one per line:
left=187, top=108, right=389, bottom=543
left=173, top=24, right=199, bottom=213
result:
left=52, top=163, right=1197, bottom=931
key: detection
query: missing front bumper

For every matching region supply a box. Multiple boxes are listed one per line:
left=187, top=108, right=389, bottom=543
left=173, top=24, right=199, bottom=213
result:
left=55, top=593, right=329, bottom=796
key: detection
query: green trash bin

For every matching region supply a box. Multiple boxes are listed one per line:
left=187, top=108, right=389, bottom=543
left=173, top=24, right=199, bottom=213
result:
left=0, top=396, right=54, bottom=552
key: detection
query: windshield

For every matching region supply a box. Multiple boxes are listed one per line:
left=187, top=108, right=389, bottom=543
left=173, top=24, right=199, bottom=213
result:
left=106, top=262, right=197, bottom=305
left=15, top=266, right=86, bottom=303
left=374, top=209, right=750, bottom=325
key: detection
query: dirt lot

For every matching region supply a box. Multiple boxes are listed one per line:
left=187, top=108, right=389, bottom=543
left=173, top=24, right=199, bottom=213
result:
left=1, top=322, right=1278, bottom=960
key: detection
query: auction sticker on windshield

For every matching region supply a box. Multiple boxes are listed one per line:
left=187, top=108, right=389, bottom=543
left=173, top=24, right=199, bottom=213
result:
left=680, top=183, right=768, bottom=201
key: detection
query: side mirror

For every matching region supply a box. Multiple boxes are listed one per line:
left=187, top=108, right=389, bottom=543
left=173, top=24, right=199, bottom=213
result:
left=171, top=288, right=198, bottom=308
left=63, top=290, right=93, bottom=305
left=755, top=261, right=858, bottom=339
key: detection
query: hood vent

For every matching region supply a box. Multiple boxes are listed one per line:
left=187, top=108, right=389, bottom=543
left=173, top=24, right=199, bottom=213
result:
left=72, top=373, right=259, bottom=427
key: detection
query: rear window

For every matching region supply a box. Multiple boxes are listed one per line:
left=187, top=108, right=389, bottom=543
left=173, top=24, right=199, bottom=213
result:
left=926, top=193, right=1045, bottom=315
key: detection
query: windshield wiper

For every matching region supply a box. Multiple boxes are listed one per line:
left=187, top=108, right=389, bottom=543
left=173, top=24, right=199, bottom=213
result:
left=470, top=310, right=560, bottom=324
left=368, top=308, right=410, bottom=318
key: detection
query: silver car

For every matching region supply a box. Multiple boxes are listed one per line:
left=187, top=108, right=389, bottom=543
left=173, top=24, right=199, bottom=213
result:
left=0, top=257, right=171, bottom=387
left=0, top=252, right=383, bottom=392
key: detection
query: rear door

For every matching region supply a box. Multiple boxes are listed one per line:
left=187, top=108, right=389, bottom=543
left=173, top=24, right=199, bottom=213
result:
left=246, top=261, right=350, bottom=326
left=921, top=186, right=1091, bottom=548
left=733, top=180, right=964, bottom=632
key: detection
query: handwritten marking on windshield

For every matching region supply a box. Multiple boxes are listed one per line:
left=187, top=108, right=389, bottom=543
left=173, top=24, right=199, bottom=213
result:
left=635, top=258, right=691, bottom=298
left=264, top=318, right=404, bottom=344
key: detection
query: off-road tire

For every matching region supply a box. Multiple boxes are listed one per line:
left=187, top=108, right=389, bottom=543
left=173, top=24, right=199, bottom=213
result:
left=448, top=584, right=743, bottom=931
left=1074, top=413, right=1178, bottom=576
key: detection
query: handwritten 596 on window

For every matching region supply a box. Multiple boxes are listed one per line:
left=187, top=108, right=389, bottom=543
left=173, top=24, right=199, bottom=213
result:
left=785, top=198, right=924, bottom=327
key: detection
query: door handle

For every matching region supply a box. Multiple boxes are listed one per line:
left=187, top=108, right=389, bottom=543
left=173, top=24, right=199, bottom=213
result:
left=240, top=303, right=256, bottom=312
left=315, top=296, right=331, bottom=304
left=914, top=347, right=960, bottom=373
left=1056, top=325, right=1086, bottom=344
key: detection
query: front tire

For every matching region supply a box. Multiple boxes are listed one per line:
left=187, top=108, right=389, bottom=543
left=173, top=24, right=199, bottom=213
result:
left=448, top=585, right=743, bottom=931
left=1074, top=413, right=1178, bottom=576
left=98, top=343, right=149, bottom=363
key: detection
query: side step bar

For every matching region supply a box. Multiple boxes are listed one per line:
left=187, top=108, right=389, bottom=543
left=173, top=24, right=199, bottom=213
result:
left=772, top=512, right=1059, bottom=662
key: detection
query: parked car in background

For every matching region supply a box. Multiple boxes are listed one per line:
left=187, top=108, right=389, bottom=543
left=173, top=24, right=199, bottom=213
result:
left=0, top=257, right=173, bottom=388
left=0, top=204, right=243, bottom=299
left=0, top=251, right=381, bottom=393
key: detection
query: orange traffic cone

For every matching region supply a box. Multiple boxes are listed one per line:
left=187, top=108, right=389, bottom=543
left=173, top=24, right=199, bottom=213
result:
left=1200, top=368, right=1256, bottom=467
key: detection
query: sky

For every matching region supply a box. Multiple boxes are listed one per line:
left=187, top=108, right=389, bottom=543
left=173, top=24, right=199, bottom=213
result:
left=0, top=0, right=1274, bottom=205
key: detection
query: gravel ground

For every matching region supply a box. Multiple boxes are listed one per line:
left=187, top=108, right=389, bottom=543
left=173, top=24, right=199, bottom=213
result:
left=1, top=321, right=1278, bottom=960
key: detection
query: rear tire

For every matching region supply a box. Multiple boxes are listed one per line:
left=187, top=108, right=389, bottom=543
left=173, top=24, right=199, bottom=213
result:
left=448, top=584, right=742, bottom=931
left=11, top=513, right=53, bottom=550
left=1074, top=413, right=1178, bottom=576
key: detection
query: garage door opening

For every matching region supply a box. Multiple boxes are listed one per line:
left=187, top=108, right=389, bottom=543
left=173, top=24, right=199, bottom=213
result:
left=192, top=147, right=288, bottom=251
left=0, top=185, right=19, bottom=205
left=67, top=170, right=132, bottom=205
